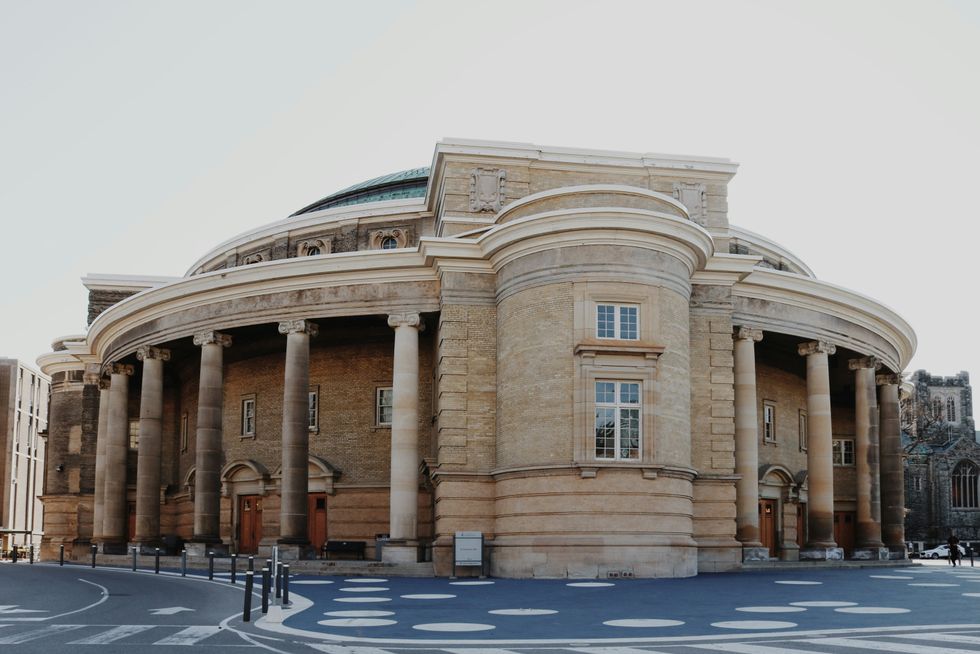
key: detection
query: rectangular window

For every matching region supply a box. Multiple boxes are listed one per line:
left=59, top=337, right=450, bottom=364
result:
left=912, top=476, right=922, bottom=492
left=308, top=389, right=319, bottom=430
left=128, top=419, right=140, bottom=451
left=377, top=387, right=393, bottom=426
left=832, top=438, right=855, bottom=466
left=799, top=409, right=808, bottom=452
left=596, top=304, right=639, bottom=340
left=595, top=381, right=641, bottom=460
left=241, top=398, right=256, bottom=437
left=180, top=413, right=188, bottom=453
left=763, top=402, right=776, bottom=444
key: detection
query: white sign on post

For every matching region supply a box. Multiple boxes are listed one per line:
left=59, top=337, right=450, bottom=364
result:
left=454, top=531, right=483, bottom=567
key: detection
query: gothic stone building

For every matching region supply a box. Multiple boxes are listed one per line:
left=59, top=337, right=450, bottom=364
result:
left=37, top=139, right=916, bottom=577
left=902, top=370, right=980, bottom=549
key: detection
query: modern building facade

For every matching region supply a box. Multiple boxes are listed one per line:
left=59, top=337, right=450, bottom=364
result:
left=0, top=358, right=49, bottom=556
left=37, top=139, right=915, bottom=577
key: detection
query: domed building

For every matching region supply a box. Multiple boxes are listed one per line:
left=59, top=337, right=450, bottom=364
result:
left=38, top=139, right=915, bottom=577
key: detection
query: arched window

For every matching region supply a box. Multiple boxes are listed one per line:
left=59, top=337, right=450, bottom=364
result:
left=306, top=246, right=321, bottom=256
left=933, top=398, right=943, bottom=421
left=380, top=237, right=398, bottom=250
left=952, top=461, right=979, bottom=508
left=947, top=397, right=957, bottom=422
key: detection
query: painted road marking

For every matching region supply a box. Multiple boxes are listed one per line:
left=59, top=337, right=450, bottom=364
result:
left=690, top=643, right=828, bottom=653
left=570, top=647, right=677, bottom=654
left=804, top=636, right=980, bottom=653
left=69, top=624, right=155, bottom=644
left=307, top=645, right=400, bottom=654
left=0, top=624, right=84, bottom=644
left=153, top=625, right=221, bottom=645
left=901, top=632, right=980, bottom=644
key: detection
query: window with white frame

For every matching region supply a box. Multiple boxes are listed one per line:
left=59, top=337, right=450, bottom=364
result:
left=832, top=438, right=855, bottom=466
left=596, top=304, right=639, bottom=340
left=594, top=381, right=641, bottom=460
left=241, top=398, right=256, bottom=437
left=180, top=413, right=188, bottom=453
left=309, top=389, right=319, bottom=430
left=799, top=409, right=808, bottom=452
left=763, top=401, right=776, bottom=443
left=377, top=387, right=393, bottom=426
left=947, top=397, right=957, bottom=423
left=128, top=419, right=140, bottom=451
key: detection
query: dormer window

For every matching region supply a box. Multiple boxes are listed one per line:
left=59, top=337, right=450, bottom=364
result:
left=381, top=237, right=398, bottom=250
left=306, top=246, right=321, bottom=256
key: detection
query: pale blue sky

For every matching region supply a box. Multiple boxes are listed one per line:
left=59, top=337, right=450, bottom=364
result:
left=2, top=0, right=978, bottom=382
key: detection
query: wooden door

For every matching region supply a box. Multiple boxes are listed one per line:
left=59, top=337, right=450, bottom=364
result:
left=796, top=503, right=807, bottom=548
left=759, top=499, right=777, bottom=557
left=308, top=493, right=327, bottom=550
left=238, top=495, right=262, bottom=554
left=834, top=511, right=855, bottom=557
left=127, top=503, right=136, bottom=541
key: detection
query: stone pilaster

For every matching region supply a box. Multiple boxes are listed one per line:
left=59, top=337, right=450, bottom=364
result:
left=385, top=312, right=424, bottom=562
left=277, top=319, right=318, bottom=549
left=191, top=331, right=231, bottom=549
left=798, top=341, right=842, bottom=560
left=91, top=372, right=110, bottom=543
left=133, top=346, right=170, bottom=548
left=878, top=373, right=907, bottom=558
left=102, top=363, right=133, bottom=551
left=850, top=356, right=887, bottom=560
left=733, top=327, right=768, bottom=561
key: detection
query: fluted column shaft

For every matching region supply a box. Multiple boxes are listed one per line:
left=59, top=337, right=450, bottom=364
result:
left=388, top=313, right=423, bottom=541
left=799, top=341, right=837, bottom=549
left=851, top=357, right=883, bottom=548
left=878, top=375, right=906, bottom=551
left=92, top=377, right=110, bottom=542
left=278, top=320, right=317, bottom=544
left=134, top=346, right=170, bottom=544
left=103, top=364, right=133, bottom=543
left=193, top=332, right=231, bottom=542
left=734, top=327, right=764, bottom=548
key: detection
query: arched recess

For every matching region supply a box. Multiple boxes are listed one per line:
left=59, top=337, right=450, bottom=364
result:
left=270, top=456, right=340, bottom=495
left=758, top=464, right=803, bottom=557
left=182, top=467, right=196, bottom=500
left=221, top=459, right=270, bottom=497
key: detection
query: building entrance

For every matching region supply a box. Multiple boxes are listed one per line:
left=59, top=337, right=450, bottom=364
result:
left=759, top=499, right=777, bottom=557
left=834, top=511, right=855, bottom=557
left=308, top=493, right=327, bottom=550
left=238, top=495, right=263, bottom=554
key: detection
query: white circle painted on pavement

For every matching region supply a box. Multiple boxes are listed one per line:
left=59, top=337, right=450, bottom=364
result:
left=870, top=575, right=914, bottom=580
left=449, top=580, right=495, bottom=586
left=344, top=578, right=389, bottom=583
left=736, top=606, right=807, bottom=613
left=413, top=623, right=496, bottom=632
left=835, top=607, right=910, bottom=614
left=774, top=580, right=822, bottom=585
left=790, top=601, right=858, bottom=608
left=401, top=594, right=456, bottom=600
left=603, top=619, right=685, bottom=628
left=567, top=582, right=615, bottom=587
left=293, top=580, right=335, bottom=585
left=324, top=610, right=395, bottom=617
left=908, top=583, right=958, bottom=587
left=339, top=587, right=390, bottom=593
left=489, top=609, right=558, bottom=616
left=712, top=620, right=798, bottom=630
left=318, top=618, right=397, bottom=627
left=904, top=569, right=936, bottom=573
left=333, top=597, right=392, bottom=603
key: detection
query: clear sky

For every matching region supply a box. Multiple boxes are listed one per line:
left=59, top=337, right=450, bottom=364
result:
left=1, top=0, right=978, bottom=381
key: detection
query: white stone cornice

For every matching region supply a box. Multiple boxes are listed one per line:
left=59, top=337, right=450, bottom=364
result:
left=81, top=274, right=180, bottom=293
left=798, top=341, right=837, bottom=357
left=691, top=253, right=763, bottom=286
left=135, top=345, right=171, bottom=361
left=192, top=331, right=232, bottom=347
left=727, top=225, right=816, bottom=278
left=278, top=319, right=319, bottom=337
left=494, top=184, right=691, bottom=224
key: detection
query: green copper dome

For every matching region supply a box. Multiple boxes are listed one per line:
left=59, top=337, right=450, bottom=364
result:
left=291, top=167, right=429, bottom=216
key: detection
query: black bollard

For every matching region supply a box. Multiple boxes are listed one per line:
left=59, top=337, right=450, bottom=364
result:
left=91, top=544, right=97, bottom=568
left=247, top=555, right=254, bottom=572
left=243, top=571, right=254, bottom=622
left=11, top=546, right=17, bottom=564
left=154, top=548, right=161, bottom=574
left=181, top=550, right=187, bottom=577
left=29, top=545, right=34, bottom=564
left=59, top=544, right=64, bottom=567
left=261, top=567, right=270, bottom=613
left=282, top=564, right=290, bottom=606
left=208, top=551, right=215, bottom=580
left=275, top=562, right=282, bottom=599
left=230, top=554, right=237, bottom=585
left=132, top=548, right=137, bottom=572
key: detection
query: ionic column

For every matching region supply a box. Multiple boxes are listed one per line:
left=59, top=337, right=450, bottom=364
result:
left=92, top=376, right=111, bottom=542
left=192, top=331, right=231, bottom=544
left=850, top=356, right=885, bottom=558
left=134, top=346, right=170, bottom=546
left=878, top=373, right=906, bottom=556
left=278, top=319, right=318, bottom=545
left=734, top=327, right=767, bottom=560
left=102, top=363, right=134, bottom=546
left=388, top=312, right=424, bottom=543
left=798, top=340, right=841, bottom=558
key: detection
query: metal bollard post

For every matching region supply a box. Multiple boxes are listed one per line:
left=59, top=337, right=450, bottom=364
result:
left=282, top=564, right=290, bottom=606
left=11, top=546, right=17, bottom=564
left=154, top=548, right=161, bottom=574
left=275, top=562, right=282, bottom=599
left=132, top=548, right=138, bottom=572
left=230, top=554, right=237, bottom=585
left=248, top=555, right=254, bottom=572
left=59, top=544, right=64, bottom=567
left=29, top=545, right=34, bottom=564
left=261, top=567, right=270, bottom=613
left=208, top=551, right=215, bottom=580
left=181, top=550, right=187, bottom=577
left=91, top=544, right=97, bottom=568
left=243, top=571, right=254, bottom=622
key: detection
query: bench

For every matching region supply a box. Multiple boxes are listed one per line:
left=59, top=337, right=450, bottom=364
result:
left=322, top=540, right=366, bottom=560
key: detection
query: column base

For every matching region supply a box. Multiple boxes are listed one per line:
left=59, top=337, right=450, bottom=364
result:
left=852, top=547, right=890, bottom=561
left=741, top=546, right=771, bottom=562
left=274, top=544, right=307, bottom=561
left=888, top=546, right=909, bottom=560
left=383, top=541, right=419, bottom=564
left=99, top=542, right=129, bottom=555
left=185, top=541, right=228, bottom=557
left=129, top=542, right=164, bottom=555
left=800, top=546, right=844, bottom=561
left=779, top=544, right=801, bottom=562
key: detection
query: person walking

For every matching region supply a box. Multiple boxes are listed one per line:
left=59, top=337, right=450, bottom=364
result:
left=948, top=533, right=961, bottom=566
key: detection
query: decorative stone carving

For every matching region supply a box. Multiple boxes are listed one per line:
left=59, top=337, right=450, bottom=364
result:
left=876, top=373, right=902, bottom=386
left=278, top=319, right=319, bottom=337
left=193, top=331, right=233, bottom=347
left=734, top=326, right=763, bottom=342
left=387, top=312, right=425, bottom=331
left=469, top=167, right=506, bottom=212
left=136, top=345, right=171, bottom=362
left=797, top=340, right=836, bottom=357
left=296, top=238, right=330, bottom=257
left=370, top=229, right=408, bottom=250
left=848, top=356, right=881, bottom=371
left=83, top=363, right=102, bottom=385
left=672, top=181, right=707, bottom=225
left=109, top=363, right=134, bottom=376
left=242, top=253, right=264, bottom=265
left=98, top=377, right=111, bottom=390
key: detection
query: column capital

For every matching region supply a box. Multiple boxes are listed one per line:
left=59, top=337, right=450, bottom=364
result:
left=193, top=331, right=233, bottom=347
left=734, top=326, right=763, bottom=342
left=848, top=355, right=881, bottom=371
left=136, top=345, right=171, bottom=362
left=388, top=312, right=425, bottom=331
left=98, top=377, right=111, bottom=390
left=278, top=319, right=319, bottom=337
left=876, top=373, right=902, bottom=386
left=109, top=363, right=134, bottom=376
left=798, top=340, right=836, bottom=357
left=83, top=363, right=103, bottom=385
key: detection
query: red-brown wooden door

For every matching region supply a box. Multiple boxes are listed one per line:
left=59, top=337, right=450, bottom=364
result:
left=308, top=493, right=327, bottom=550
left=759, top=499, right=777, bottom=557
left=834, top=511, right=855, bottom=557
left=796, top=503, right=807, bottom=548
left=239, top=495, right=262, bottom=554
left=128, top=503, right=136, bottom=541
